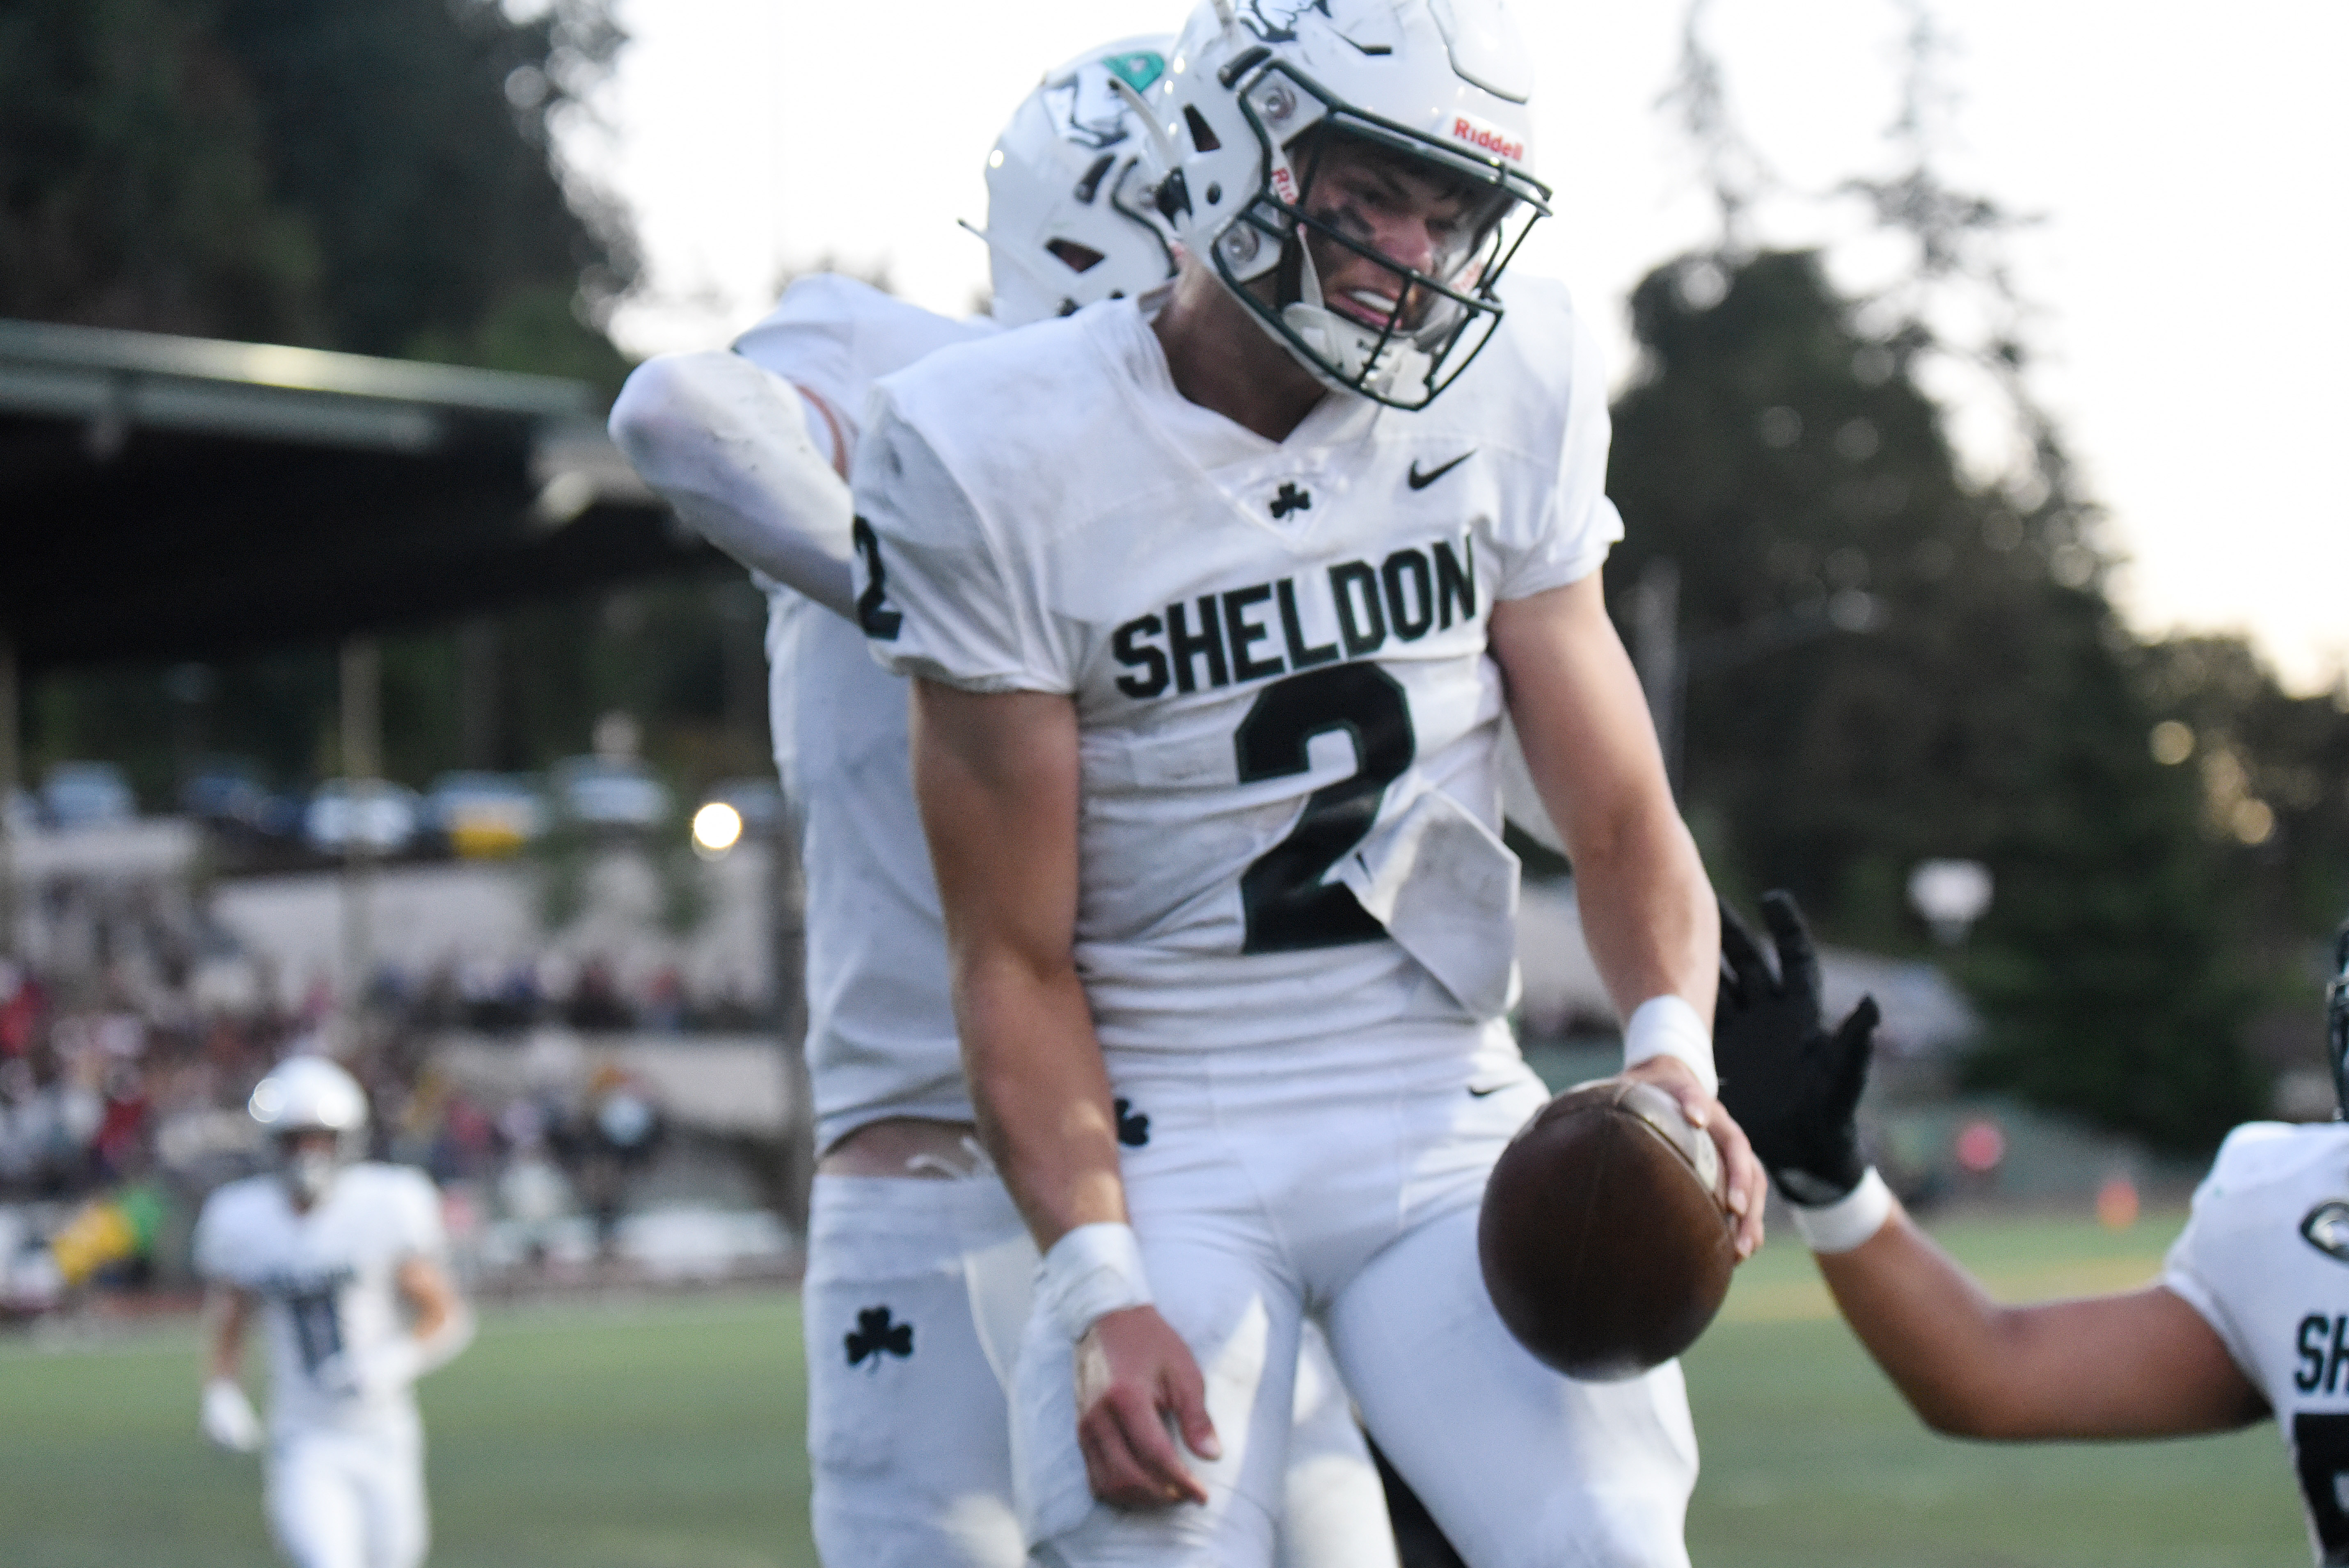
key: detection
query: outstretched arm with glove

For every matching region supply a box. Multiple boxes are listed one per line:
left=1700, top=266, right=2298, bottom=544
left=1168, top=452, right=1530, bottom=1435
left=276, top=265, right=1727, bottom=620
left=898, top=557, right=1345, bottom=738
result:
left=1714, top=891, right=2262, bottom=1440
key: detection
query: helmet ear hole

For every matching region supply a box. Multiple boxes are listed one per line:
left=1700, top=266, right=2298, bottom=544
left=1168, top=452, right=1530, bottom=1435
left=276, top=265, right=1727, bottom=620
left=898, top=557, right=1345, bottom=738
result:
left=1183, top=105, right=1223, bottom=153
left=1046, top=239, right=1107, bottom=274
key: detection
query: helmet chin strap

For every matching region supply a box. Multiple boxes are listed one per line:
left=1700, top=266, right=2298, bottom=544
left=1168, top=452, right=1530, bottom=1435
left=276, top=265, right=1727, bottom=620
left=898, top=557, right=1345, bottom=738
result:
left=1272, top=230, right=1429, bottom=398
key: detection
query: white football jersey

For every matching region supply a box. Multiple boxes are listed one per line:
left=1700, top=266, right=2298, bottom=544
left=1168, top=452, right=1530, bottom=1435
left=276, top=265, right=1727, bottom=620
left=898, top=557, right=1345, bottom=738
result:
left=2165, top=1120, right=2349, bottom=1566
left=856, top=280, right=1619, bottom=1056
left=732, top=275, right=994, bottom=1153
left=192, top=1163, right=444, bottom=1435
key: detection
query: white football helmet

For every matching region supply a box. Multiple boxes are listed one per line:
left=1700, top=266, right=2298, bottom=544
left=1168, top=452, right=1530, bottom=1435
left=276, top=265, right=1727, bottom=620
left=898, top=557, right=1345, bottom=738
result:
left=975, top=36, right=1181, bottom=327
left=1138, top=0, right=1549, bottom=408
left=249, top=1055, right=369, bottom=1202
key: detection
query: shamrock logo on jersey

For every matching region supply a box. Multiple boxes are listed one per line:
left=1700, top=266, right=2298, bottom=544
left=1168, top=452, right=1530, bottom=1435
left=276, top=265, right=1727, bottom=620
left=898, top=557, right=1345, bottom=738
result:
left=845, top=1306, right=914, bottom=1368
left=1115, top=1097, right=1151, bottom=1148
left=1269, top=482, right=1313, bottom=520
left=2303, top=1202, right=2349, bottom=1266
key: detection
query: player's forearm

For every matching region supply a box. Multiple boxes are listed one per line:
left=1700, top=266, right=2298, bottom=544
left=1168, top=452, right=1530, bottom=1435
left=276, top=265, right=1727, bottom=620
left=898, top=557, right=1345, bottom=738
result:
left=608, top=352, right=857, bottom=617
left=1489, top=580, right=1715, bottom=1023
left=1815, top=1206, right=2257, bottom=1439
left=203, top=1289, right=251, bottom=1382
left=957, top=950, right=1131, bottom=1249
left=1812, top=1206, right=2051, bottom=1435
left=396, top=1258, right=474, bottom=1377
left=1571, top=808, right=1715, bottom=1023
left=910, top=679, right=1110, bottom=1249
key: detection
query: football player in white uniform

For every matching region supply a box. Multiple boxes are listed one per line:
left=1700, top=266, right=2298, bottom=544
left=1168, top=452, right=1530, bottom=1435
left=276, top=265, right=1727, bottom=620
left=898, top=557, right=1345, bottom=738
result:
left=853, top=1, right=1767, bottom=1563
left=610, top=37, right=1402, bottom=1568
left=192, top=1055, right=472, bottom=1568
left=1716, top=891, right=2344, bottom=1566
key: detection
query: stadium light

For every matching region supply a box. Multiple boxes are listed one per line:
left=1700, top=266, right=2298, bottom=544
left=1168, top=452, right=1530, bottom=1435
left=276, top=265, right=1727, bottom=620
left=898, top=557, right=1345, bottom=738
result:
left=691, top=801, right=743, bottom=857
left=1908, top=858, right=1992, bottom=944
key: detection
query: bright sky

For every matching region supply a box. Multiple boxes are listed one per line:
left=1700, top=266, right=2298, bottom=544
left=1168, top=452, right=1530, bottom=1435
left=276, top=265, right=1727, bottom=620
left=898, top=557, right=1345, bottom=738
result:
left=565, top=0, right=2348, bottom=694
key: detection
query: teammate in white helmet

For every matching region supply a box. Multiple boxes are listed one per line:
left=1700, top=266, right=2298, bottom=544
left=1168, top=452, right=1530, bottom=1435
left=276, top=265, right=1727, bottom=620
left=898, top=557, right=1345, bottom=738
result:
left=191, top=1055, right=472, bottom=1568
left=1717, top=892, right=2345, bottom=1567
left=852, top=0, right=1766, bottom=1562
left=611, top=37, right=1401, bottom=1568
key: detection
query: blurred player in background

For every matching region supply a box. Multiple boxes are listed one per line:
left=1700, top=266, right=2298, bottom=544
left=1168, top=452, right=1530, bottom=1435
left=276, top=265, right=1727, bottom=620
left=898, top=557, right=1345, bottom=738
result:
left=1716, top=891, right=2346, bottom=1566
left=852, top=0, right=1763, bottom=1561
left=192, top=1054, right=472, bottom=1568
left=611, top=37, right=1399, bottom=1568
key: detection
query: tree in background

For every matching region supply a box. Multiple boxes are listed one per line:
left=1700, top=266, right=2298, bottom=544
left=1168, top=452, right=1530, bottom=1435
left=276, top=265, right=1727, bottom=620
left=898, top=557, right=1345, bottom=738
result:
left=208, top=0, right=635, bottom=383
left=1, top=0, right=634, bottom=382
left=0, top=0, right=320, bottom=341
left=1619, top=0, right=2278, bottom=1148
left=9, top=0, right=781, bottom=808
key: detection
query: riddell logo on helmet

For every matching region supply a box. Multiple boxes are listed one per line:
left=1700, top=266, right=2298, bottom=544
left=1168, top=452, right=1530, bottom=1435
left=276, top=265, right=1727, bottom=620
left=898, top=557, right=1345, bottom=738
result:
left=1450, top=117, right=1525, bottom=165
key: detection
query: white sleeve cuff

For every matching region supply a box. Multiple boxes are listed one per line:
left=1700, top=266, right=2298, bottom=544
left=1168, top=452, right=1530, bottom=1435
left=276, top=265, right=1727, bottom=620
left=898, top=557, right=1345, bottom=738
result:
left=1622, top=993, right=1717, bottom=1097
left=1790, top=1167, right=1894, bottom=1254
left=1035, top=1222, right=1153, bottom=1341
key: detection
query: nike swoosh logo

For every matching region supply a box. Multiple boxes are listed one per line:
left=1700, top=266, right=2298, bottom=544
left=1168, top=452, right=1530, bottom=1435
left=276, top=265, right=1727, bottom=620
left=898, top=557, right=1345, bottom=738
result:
left=1407, top=450, right=1474, bottom=490
left=1467, top=1082, right=1511, bottom=1098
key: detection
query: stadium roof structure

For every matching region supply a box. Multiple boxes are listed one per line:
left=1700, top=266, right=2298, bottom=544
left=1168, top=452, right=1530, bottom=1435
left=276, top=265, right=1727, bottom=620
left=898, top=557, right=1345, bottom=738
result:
left=0, top=317, right=710, bottom=672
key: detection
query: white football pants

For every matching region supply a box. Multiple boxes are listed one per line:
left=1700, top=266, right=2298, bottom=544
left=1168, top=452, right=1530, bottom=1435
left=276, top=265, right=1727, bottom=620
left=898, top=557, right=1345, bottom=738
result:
left=1017, top=1027, right=1700, bottom=1568
left=804, top=1168, right=1397, bottom=1568
left=264, top=1413, right=427, bottom=1568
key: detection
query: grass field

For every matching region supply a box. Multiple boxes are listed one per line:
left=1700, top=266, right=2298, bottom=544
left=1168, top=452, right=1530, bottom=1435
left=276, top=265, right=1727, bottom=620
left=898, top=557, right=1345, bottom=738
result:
left=0, top=1210, right=2307, bottom=1567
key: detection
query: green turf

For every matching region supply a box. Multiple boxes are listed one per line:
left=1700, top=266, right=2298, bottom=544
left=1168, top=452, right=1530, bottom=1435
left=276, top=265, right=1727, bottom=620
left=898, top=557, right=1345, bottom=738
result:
left=0, top=1212, right=2313, bottom=1566
left=0, top=1293, right=811, bottom=1568
left=1685, top=1209, right=2306, bottom=1567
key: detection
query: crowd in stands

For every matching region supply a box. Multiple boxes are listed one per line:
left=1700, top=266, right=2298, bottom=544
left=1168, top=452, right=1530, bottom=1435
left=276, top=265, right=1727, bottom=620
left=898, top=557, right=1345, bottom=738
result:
left=0, top=938, right=725, bottom=1312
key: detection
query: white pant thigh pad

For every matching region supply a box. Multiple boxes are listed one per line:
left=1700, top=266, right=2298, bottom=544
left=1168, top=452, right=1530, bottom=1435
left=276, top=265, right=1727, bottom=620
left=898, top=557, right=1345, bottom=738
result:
left=1329, top=1206, right=1699, bottom=1568
left=265, top=1422, right=426, bottom=1568
left=804, top=1172, right=1030, bottom=1568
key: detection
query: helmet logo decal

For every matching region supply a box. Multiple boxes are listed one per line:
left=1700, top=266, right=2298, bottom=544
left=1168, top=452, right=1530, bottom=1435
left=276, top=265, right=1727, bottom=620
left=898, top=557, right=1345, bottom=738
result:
left=1448, top=113, right=1526, bottom=166
left=1047, top=60, right=1156, bottom=151
left=1237, top=0, right=1333, bottom=43
left=1104, top=51, right=1168, bottom=94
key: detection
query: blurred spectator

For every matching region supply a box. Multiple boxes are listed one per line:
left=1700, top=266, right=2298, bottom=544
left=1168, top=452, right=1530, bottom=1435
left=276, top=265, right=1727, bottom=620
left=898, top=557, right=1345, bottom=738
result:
left=568, top=1064, right=664, bottom=1259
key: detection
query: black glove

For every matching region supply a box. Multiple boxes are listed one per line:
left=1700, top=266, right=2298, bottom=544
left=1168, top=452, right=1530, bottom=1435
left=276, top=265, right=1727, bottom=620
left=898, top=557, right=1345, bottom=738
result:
left=1715, top=890, right=1880, bottom=1206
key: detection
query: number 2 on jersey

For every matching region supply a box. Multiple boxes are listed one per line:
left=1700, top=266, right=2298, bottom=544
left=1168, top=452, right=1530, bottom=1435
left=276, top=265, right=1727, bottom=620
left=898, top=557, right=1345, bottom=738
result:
left=1234, top=663, right=1415, bottom=952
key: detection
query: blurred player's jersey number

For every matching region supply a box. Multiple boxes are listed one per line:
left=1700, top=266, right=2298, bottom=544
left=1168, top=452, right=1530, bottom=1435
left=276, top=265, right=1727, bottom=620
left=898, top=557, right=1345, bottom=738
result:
left=287, top=1286, right=346, bottom=1380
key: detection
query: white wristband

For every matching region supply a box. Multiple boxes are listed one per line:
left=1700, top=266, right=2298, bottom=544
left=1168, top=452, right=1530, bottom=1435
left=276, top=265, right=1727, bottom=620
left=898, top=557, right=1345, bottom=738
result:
left=1622, top=994, right=1717, bottom=1097
left=1790, top=1167, right=1894, bottom=1254
left=1037, top=1222, right=1154, bottom=1341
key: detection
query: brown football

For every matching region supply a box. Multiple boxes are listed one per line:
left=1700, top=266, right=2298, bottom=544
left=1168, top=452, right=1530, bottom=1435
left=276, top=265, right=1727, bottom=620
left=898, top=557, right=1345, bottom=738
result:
left=1477, top=1076, right=1735, bottom=1381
